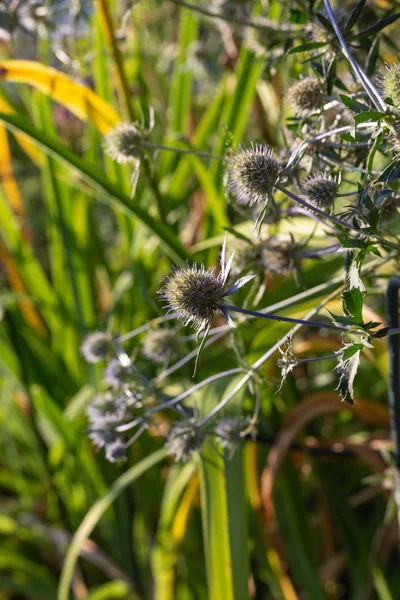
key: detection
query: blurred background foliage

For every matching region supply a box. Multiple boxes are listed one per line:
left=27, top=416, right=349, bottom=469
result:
left=0, top=0, right=400, bottom=598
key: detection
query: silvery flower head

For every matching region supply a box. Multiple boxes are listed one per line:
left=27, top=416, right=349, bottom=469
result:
left=159, top=236, right=255, bottom=335
left=81, top=332, right=112, bottom=364
left=104, top=121, right=144, bottom=165
left=382, top=62, right=400, bottom=108
left=86, top=393, right=126, bottom=424
left=142, top=328, right=179, bottom=364
left=104, top=359, right=132, bottom=388
left=214, top=416, right=251, bottom=453
left=302, top=173, right=338, bottom=213
left=287, top=76, right=323, bottom=117
left=166, top=418, right=206, bottom=462
left=226, top=143, right=280, bottom=207
left=105, top=438, right=127, bottom=463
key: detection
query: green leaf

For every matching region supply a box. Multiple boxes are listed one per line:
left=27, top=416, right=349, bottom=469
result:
left=57, top=448, right=167, bottom=600
left=339, top=95, right=372, bottom=114
left=377, top=160, right=400, bottom=183
left=354, top=110, right=385, bottom=124
left=0, top=112, right=188, bottom=265
left=287, top=41, right=328, bottom=54
left=342, top=288, right=364, bottom=323
left=344, top=0, right=367, bottom=35
left=342, top=343, right=364, bottom=361
left=355, top=12, right=400, bottom=39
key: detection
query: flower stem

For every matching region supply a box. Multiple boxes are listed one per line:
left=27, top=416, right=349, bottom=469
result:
left=144, top=142, right=225, bottom=161
left=224, top=304, right=348, bottom=333
left=276, top=183, right=400, bottom=252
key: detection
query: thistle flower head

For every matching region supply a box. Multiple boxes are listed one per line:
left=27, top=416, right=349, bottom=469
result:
left=105, top=438, right=127, bottom=463
left=81, top=332, right=111, bottom=364
left=142, top=328, right=179, bottom=364
left=226, top=144, right=280, bottom=207
left=302, top=173, right=338, bottom=212
left=159, top=237, right=255, bottom=334
left=86, top=393, right=126, bottom=424
left=378, top=195, right=399, bottom=225
left=383, top=63, right=400, bottom=108
left=104, top=121, right=144, bottom=164
left=260, top=238, right=299, bottom=276
left=287, top=76, right=323, bottom=117
left=104, top=359, right=132, bottom=388
left=214, top=416, right=250, bottom=452
left=166, top=418, right=205, bottom=462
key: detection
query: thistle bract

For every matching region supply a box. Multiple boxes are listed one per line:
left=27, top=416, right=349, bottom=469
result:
left=302, top=173, right=338, bottom=212
left=226, top=144, right=280, bottom=207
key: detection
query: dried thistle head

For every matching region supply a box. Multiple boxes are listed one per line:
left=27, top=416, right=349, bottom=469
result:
left=226, top=144, right=280, bottom=207
left=159, top=237, right=254, bottom=335
left=287, top=76, right=324, bottom=117
left=105, top=438, right=127, bottom=463
left=260, top=238, right=299, bottom=276
left=81, top=332, right=112, bottom=364
left=302, top=173, right=338, bottom=212
left=166, top=418, right=205, bottom=462
left=104, top=121, right=144, bottom=164
left=378, top=195, right=399, bottom=225
left=142, top=328, right=179, bottom=364
left=383, top=63, right=400, bottom=108
left=214, top=416, right=250, bottom=452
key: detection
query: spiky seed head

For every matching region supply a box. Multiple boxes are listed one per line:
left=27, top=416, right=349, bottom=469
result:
left=226, top=144, right=280, bottom=207
left=81, top=332, right=111, bottom=363
left=312, top=9, right=348, bottom=44
left=302, top=173, right=338, bottom=212
left=260, top=238, right=298, bottom=276
left=378, top=195, right=399, bottom=225
left=160, top=264, right=226, bottom=333
left=166, top=419, right=205, bottom=462
left=104, top=122, right=144, bottom=164
left=105, top=438, right=127, bottom=463
left=383, top=63, right=400, bottom=108
left=287, top=77, right=323, bottom=117
left=142, top=328, right=178, bottom=364
left=214, top=417, right=249, bottom=452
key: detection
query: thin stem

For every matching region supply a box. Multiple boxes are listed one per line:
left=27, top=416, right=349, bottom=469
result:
left=276, top=183, right=400, bottom=253
left=297, top=352, right=342, bottom=364
left=323, top=0, right=386, bottom=112
left=199, top=288, right=342, bottom=426
left=144, top=142, right=225, bottom=161
left=296, top=244, right=342, bottom=259
left=386, top=276, right=400, bottom=531
left=118, top=314, right=175, bottom=342
left=225, top=304, right=349, bottom=333
left=168, top=0, right=300, bottom=35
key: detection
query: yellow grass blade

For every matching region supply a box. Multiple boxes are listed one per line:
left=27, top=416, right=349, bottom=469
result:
left=0, top=96, right=43, bottom=165
left=0, top=240, right=47, bottom=336
left=0, top=125, right=24, bottom=217
left=0, top=60, right=121, bottom=133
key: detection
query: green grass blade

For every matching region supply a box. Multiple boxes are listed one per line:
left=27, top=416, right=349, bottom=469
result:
left=0, top=112, right=188, bottom=265
left=57, top=448, right=167, bottom=600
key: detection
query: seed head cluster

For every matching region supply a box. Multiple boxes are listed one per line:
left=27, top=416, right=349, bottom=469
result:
left=104, top=121, right=144, bottom=164
left=260, top=238, right=298, bottom=276
left=378, top=195, right=399, bottom=225
left=214, top=417, right=249, bottom=452
left=302, top=173, right=338, bottom=212
left=227, top=144, right=280, bottom=207
left=287, top=77, right=323, bottom=117
left=383, top=63, right=400, bottom=107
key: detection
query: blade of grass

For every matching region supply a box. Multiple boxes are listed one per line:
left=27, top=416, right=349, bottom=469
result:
left=0, top=112, right=188, bottom=265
